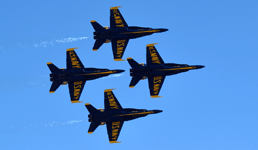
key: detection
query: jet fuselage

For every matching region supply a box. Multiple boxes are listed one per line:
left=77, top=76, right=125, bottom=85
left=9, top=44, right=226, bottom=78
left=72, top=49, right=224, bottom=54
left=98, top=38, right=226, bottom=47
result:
left=50, top=68, right=124, bottom=82
left=94, top=26, right=168, bottom=40
left=130, top=63, right=205, bottom=77
left=88, top=108, right=162, bottom=123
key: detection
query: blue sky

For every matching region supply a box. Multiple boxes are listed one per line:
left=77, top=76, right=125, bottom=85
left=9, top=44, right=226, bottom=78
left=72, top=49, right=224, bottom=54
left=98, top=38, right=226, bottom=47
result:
left=1, top=0, right=258, bottom=149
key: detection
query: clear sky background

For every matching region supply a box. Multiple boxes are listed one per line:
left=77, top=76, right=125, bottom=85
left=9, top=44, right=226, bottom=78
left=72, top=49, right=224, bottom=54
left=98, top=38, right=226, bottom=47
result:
left=1, top=0, right=258, bottom=149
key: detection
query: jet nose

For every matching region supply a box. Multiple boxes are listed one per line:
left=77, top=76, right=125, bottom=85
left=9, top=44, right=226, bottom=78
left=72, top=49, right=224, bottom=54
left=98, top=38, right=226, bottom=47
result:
left=115, top=69, right=125, bottom=74
left=195, top=65, right=205, bottom=69
left=153, top=110, right=163, bottom=114
left=158, top=28, right=168, bottom=32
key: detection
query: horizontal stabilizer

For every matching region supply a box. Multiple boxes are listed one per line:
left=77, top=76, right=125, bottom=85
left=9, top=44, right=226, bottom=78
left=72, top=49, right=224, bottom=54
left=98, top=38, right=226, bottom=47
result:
left=49, top=81, right=62, bottom=93
left=129, top=75, right=142, bottom=88
left=88, top=121, right=101, bottom=134
left=47, top=62, right=60, bottom=73
left=91, top=20, right=105, bottom=32
left=127, top=57, right=140, bottom=68
left=93, top=39, right=105, bottom=51
left=85, top=103, right=99, bottom=114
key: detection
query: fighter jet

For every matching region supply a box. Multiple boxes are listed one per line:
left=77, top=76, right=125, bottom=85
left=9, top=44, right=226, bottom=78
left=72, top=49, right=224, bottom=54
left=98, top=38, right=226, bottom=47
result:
left=91, top=6, right=168, bottom=61
left=85, top=89, right=162, bottom=143
left=127, top=43, right=205, bottom=98
left=47, top=47, right=124, bottom=103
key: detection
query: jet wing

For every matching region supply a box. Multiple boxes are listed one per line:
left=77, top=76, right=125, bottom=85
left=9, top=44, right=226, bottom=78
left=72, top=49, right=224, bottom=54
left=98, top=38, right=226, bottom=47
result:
left=66, top=48, right=85, bottom=69
left=106, top=121, right=124, bottom=143
left=104, top=89, right=123, bottom=110
left=110, top=6, right=128, bottom=28
left=148, top=76, right=166, bottom=98
left=68, top=80, right=86, bottom=103
left=111, top=39, right=129, bottom=61
left=146, top=44, right=164, bottom=65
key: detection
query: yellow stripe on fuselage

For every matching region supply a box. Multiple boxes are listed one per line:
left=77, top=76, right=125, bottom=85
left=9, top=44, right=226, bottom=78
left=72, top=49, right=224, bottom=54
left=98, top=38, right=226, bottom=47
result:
left=122, top=30, right=160, bottom=34
left=162, top=67, right=196, bottom=71
left=116, top=111, right=154, bottom=116
left=81, top=71, right=116, bottom=75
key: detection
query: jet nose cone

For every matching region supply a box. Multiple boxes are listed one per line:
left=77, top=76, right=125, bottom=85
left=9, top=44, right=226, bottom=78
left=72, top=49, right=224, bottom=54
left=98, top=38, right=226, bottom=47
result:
left=153, top=110, right=163, bottom=114
left=115, top=69, right=125, bottom=73
left=158, top=28, right=168, bottom=32
left=195, top=65, right=205, bottom=69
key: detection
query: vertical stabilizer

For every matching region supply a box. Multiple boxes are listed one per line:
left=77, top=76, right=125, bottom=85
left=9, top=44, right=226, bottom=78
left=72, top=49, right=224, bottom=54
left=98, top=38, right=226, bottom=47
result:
left=91, top=20, right=105, bottom=32
left=93, top=39, right=106, bottom=51
left=129, top=76, right=142, bottom=88
left=47, top=62, right=60, bottom=73
left=127, top=57, right=140, bottom=68
left=88, top=121, right=101, bottom=134
left=49, top=81, right=62, bottom=93
left=85, top=103, right=99, bottom=114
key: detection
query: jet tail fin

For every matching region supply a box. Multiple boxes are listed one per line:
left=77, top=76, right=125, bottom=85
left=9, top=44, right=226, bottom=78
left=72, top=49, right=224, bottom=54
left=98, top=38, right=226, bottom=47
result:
left=91, top=20, right=105, bottom=32
left=88, top=121, right=101, bottom=134
left=85, top=103, right=99, bottom=114
left=93, top=40, right=105, bottom=51
left=47, top=62, right=60, bottom=73
left=129, top=75, right=142, bottom=88
left=49, top=81, right=62, bottom=93
left=127, top=57, right=140, bottom=68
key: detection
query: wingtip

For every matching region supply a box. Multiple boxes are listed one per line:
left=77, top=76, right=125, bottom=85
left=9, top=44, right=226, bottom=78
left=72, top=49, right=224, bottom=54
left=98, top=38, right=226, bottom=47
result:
left=47, top=62, right=52, bottom=65
left=147, top=43, right=158, bottom=47
left=88, top=132, right=93, bottom=134
left=129, top=86, right=134, bottom=88
left=127, top=57, right=132, bottom=60
left=109, top=141, right=121, bottom=144
left=104, top=88, right=116, bottom=92
left=66, top=47, right=78, bottom=51
left=90, top=20, right=96, bottom=23
left=71, top=100, right=83, bottom=103
left=151, top=95, right=163, bottom=98
left=114, top=59, right=125, bottom=61
left=85, top=103, right=90, bottom=106
left=93, top=49, right=98, bottom=51
left=49, top=91, right=55, bottom=93
left=110, top=6, right=122, bottom=10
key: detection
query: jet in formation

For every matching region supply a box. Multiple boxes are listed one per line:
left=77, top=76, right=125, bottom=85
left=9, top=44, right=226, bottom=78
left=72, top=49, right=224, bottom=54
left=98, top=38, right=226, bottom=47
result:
left=47, top=48, right=124, bottom=103
left=91, top=6, right=168, bottom=61
left=85, top=89, right=162, bottom=143
left=127, top=43, right=205, bottom=98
